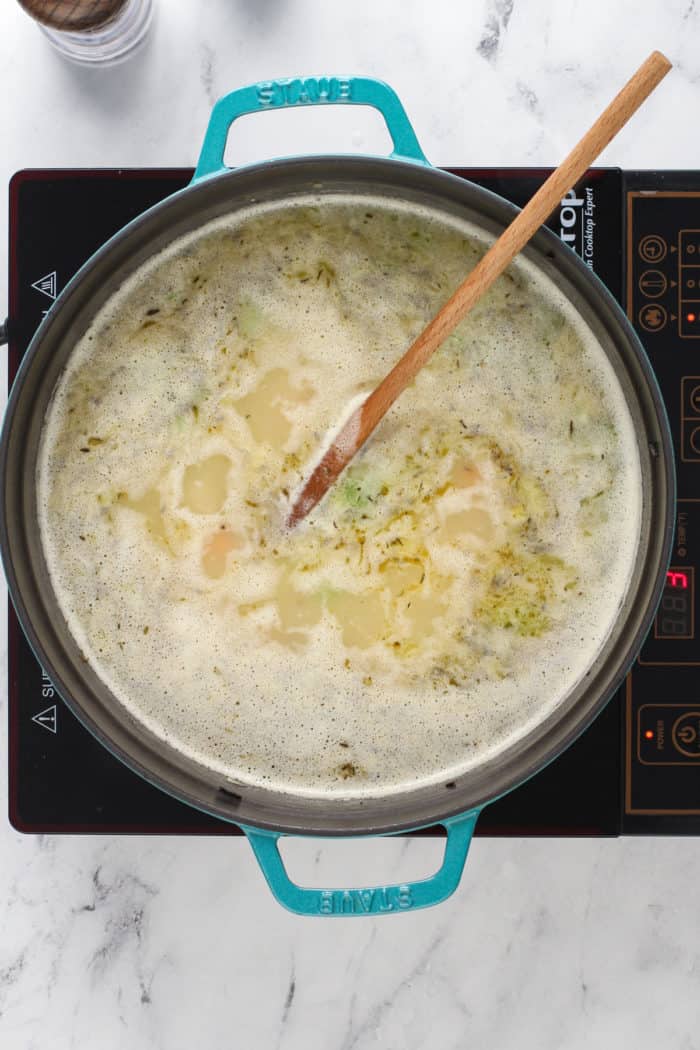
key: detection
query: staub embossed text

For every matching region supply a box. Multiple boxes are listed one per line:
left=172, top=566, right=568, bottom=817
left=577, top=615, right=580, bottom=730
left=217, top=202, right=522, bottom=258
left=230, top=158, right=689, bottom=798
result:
left=318, top=885, right=414, bottom=914
left=257, top=77, right=352, bottom=107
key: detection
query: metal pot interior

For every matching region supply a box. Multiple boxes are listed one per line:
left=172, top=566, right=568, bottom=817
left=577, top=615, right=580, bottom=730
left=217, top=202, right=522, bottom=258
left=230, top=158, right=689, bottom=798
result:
left=0, top=157, right=675, bottom=835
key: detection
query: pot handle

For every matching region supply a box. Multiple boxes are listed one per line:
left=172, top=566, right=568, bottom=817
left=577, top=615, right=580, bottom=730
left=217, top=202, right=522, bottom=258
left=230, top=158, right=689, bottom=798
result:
left=240, top=809, right=480, bottom=917
left=193, top=75, right=429, bottom=182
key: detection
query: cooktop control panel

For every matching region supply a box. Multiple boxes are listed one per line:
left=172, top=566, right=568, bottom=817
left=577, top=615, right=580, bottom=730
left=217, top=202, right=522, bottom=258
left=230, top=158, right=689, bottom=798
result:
left=625, top=175, right=700, bottom=823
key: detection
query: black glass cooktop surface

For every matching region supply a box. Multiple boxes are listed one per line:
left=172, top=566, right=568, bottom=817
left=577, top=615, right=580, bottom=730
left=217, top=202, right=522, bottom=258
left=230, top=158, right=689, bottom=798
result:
left=7, top=166, right=700, bottom=834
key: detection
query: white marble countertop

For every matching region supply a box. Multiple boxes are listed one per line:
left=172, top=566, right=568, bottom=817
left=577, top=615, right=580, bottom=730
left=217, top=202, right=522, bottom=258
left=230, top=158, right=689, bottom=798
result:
left=2, top=2, right=700, bottom=1047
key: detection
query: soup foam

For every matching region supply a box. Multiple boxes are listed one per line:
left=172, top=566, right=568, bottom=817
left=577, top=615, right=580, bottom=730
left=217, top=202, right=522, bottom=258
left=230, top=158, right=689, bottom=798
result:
left=37, top=194, right=642, bottom=798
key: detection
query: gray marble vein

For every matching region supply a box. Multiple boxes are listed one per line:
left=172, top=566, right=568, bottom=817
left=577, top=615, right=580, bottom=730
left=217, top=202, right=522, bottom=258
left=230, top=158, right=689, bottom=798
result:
left=276, top=953, right=296, bottom=1048
left=477, top=0, right=515, bottom=63
left=0, top=950, right=26, bottom=1017
left=339, top=926, right=449, bottom=1050
left=515, top=79, right=541, bottom=116
left=199, top=42, right=215, bottom=108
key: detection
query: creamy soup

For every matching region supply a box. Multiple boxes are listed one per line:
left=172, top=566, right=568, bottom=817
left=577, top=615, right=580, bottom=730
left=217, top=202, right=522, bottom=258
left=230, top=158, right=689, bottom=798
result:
left=37, top=195, right=642, bottom=797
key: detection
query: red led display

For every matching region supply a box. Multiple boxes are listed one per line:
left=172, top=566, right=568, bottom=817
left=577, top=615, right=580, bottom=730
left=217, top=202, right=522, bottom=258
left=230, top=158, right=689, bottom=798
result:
left=653, top=568, right=694, bottom=641
left=643, top=564, right=696, bottom=653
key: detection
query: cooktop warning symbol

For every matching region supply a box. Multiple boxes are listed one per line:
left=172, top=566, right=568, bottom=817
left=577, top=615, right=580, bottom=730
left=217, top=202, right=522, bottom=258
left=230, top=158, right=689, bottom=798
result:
left=31, top=705, right=57, bottom=734
left=30, top=271, right=57, bottom=300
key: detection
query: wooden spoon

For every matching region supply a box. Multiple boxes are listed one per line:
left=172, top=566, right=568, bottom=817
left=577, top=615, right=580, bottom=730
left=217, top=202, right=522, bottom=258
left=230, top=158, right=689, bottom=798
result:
left=286, top=50, right=671, bottom=528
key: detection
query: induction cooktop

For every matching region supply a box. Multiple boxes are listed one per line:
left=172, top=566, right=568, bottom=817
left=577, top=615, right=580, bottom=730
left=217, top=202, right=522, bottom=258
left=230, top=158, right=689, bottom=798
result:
left=5, top=166, right=700, bottom=835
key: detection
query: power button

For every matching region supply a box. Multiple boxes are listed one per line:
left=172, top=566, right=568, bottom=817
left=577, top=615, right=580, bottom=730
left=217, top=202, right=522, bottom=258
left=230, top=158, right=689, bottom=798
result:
left=672, top=711, right=700, bottom=758
left=638, top=704, right=700, bottom=764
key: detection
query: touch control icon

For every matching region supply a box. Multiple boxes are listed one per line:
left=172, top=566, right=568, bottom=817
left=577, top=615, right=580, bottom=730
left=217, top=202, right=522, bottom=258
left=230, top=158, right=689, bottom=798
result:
left=638, top=269, right=667, bottom=298
left=671, top=711, right=700, bottom=758
left=638, top=303, right=667, bottom=332
left=638, top=234, right=667, bottom=263
left=681, top=378, right=700, bottom=462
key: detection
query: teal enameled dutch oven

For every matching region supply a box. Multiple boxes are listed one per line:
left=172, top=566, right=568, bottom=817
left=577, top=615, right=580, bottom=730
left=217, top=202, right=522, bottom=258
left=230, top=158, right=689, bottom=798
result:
left=0, top=76, right=674, bottom=916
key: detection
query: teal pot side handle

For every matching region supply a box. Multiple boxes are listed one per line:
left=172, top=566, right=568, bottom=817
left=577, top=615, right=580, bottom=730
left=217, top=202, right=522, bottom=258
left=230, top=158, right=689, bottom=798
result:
left=193, top=74, right=429, bottom=182
left=241, top=809, right=481, bottom=917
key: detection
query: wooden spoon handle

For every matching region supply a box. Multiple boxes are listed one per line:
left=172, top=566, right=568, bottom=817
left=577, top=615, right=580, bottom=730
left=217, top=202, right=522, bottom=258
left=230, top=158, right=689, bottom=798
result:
left=287, top=50, right=672, bottom=527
